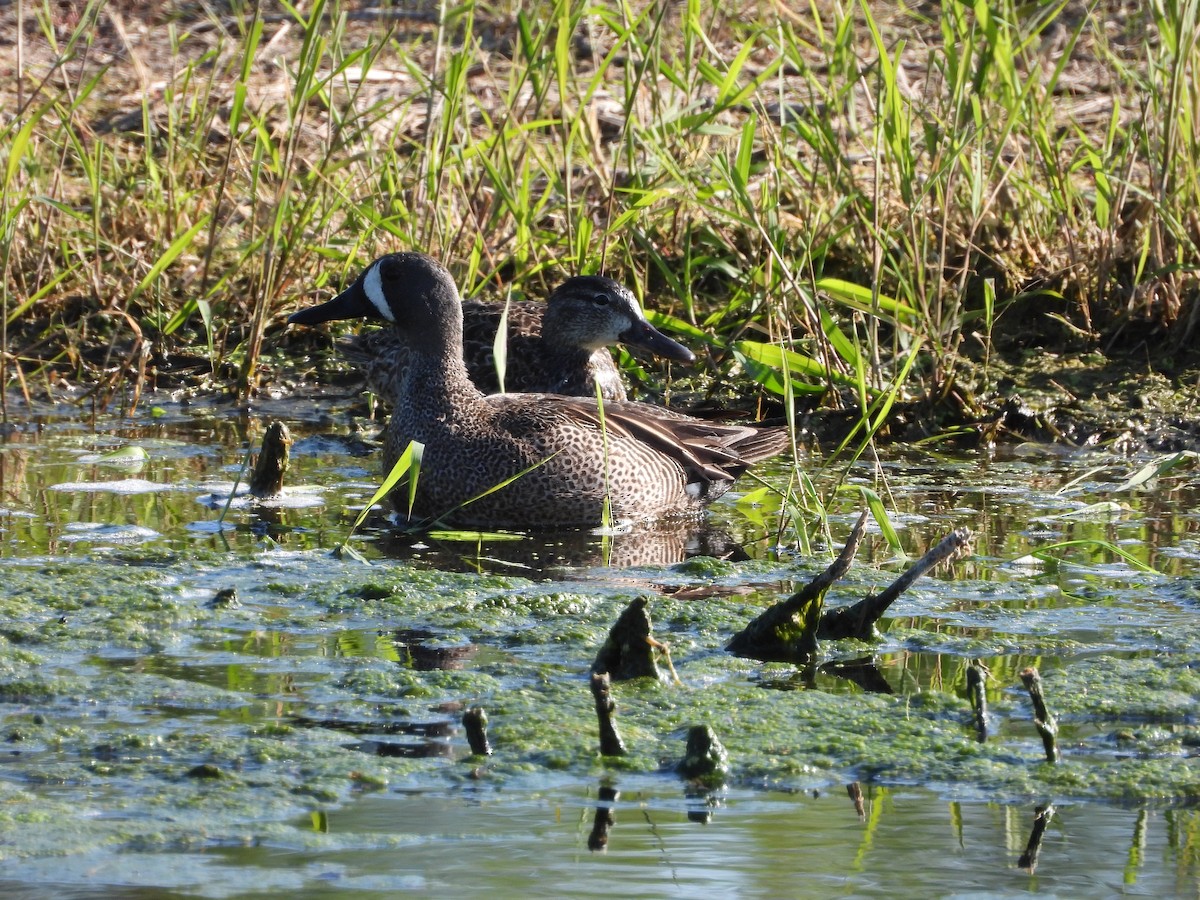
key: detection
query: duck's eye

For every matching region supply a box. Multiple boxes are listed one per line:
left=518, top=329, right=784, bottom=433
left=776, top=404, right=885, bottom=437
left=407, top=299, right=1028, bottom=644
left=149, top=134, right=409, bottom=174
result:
left=591, top=293, right=611, bottom=307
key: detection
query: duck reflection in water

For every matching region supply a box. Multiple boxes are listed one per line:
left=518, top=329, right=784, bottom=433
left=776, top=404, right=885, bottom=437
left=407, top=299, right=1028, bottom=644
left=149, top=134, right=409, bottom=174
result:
left=372, top=517, right=754, bottom=574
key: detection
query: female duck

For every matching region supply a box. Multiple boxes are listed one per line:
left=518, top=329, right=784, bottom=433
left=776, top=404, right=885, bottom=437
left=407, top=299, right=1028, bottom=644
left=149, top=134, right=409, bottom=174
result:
left=289, top=253, right=789, bottom=529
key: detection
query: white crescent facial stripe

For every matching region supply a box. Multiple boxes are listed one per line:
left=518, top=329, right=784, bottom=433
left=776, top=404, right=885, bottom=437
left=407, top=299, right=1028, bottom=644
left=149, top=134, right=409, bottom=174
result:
left=362, top=263, right=393, bottom=321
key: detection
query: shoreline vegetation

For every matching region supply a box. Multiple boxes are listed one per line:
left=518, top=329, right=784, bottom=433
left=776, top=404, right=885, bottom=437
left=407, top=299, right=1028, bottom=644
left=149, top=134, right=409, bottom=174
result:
left=2, top=0, right=1198, bottom=446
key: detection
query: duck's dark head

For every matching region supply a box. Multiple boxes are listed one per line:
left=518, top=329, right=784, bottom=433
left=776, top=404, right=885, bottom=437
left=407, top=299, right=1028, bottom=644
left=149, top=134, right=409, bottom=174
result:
left=289, top=252, right=462, bottom=348
left=546, top=275, right=695, bottom=364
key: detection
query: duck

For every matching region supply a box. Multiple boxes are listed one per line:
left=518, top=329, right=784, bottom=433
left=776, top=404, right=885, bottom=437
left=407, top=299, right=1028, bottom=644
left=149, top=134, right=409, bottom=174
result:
left=342, top=274, right=695, bottom=402
left=288, top=252, right=790, bottom=529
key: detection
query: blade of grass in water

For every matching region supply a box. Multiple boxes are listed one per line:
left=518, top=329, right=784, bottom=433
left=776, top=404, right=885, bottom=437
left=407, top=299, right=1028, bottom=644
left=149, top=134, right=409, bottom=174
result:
left=493, top=292, right=510, bottom=394
left=349, top=440, right=423, bottom=537
left=1022, top=539, right=1161, bottom=575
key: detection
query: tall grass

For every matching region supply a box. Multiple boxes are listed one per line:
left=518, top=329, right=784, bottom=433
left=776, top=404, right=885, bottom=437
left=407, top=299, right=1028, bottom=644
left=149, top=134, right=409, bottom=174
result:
left=1, top=1, right=1195, bottom=426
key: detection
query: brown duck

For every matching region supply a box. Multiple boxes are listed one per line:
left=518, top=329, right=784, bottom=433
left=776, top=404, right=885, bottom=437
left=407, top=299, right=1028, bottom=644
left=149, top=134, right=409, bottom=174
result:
left=343, top=274, right=694, bottom=402
left=289, top=252, right=790, bottom=529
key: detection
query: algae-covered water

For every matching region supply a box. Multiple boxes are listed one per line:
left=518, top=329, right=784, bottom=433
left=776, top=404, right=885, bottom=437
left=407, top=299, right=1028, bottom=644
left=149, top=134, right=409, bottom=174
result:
left=1, top=395, right=1199, bottom=897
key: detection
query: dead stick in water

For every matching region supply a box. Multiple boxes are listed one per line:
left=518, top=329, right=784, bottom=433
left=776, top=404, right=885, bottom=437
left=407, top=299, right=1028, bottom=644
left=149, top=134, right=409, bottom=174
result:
left=726, top=511, right=869, bottom=660
left=1018, top=803, right=1055, bottom=871
left=728, top=519, right=971, bottom=660
left=677, top=725, right=730, bottom=787
left=1020, top=667, right=1059, bottom=763
left=967, top=662, right=988, bottom=743
left=818, top=527, right=973, bottom=640
left=847, top=782, right=866, bottom=820
left=592, top=596, right=663, bottom=682
left=591, top=672, right=626, bottom=756
left=249, top=421, right=291, bottom=499
left=463, top=706, right=492, bottom=757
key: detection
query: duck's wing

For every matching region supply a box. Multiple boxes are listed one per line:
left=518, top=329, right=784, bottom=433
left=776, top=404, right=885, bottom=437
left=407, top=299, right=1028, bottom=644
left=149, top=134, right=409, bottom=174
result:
left=600, top=403, right=790, bottom=481
left=491, top=395, right=789, bottom=487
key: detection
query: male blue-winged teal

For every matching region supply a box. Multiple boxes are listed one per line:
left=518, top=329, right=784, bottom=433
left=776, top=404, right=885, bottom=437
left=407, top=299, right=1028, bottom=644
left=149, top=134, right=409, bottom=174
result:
left=289, top=252, right=790, bottom=529
left=343, top=275, right=694, bottom=402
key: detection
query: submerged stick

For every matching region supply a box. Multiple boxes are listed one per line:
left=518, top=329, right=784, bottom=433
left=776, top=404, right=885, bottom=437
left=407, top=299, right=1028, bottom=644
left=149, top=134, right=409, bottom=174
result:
left=463, top=706, right=492, bottom=757
left=588, top=783, right=618, bottom=852
left=249, top=421, right=291, bottom=499
left=1020, top=667, right=1059, bottom=763
left=818, top=527, right=972, bottom=641
left=1018, top=803, right=1055, bottom=871
left=847, top=782, right=866, bottom=820
left=967, top=662, right=989, bottom=743
left=726, top=511, right=869, bottom=661
left=677, top=724, right=730, bottom=788
left=590, top=672, right=626, bottom=756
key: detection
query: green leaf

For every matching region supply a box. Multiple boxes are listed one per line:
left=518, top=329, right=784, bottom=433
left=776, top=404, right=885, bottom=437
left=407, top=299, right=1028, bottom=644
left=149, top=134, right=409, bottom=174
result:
left=733, top=114, right=756, bottom=189
left=425, top=530, right=527, bottom=542
left=99, top=446, right=149, bottom=461
left=1024, top=539, right=1159, bottom=575
left=5, top=256, right=76, bottom=324
left=816, top=276, right=917, bottom=324
left=855, top=487, right=904, bottom=555
left=1109, top=451, right=1199, bottom=492
left=1046, top=501, right=1128, bottom=519
left=129, top=215, right=211, bottom=303
left=331, top=542, right=370, bottom=563
left=350, top=440, right=423, bottom=535
left=644, top=310, right=709, bottom=344
left=4, top=110, right=44, bottom=193
left=735, top=486, right=773, bottom=507
left=493, top=295, right=510, bottom=393
left=732, top=340, right=834, bottom=396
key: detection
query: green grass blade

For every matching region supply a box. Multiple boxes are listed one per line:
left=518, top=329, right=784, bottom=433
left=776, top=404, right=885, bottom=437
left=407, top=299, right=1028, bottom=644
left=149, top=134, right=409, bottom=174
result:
left=129, top=215, right=211, bottom=303
left=350, top=440, right=423, bottom=535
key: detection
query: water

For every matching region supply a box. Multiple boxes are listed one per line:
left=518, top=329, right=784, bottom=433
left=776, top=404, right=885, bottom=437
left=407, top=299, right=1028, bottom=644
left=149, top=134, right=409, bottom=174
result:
left=0, top=788, right=1189, bottom=898
left=0, top=394, right=1198, bottom=896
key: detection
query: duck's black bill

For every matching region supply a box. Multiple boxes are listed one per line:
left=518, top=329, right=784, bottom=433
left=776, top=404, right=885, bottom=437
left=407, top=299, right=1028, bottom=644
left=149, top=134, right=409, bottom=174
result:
left=619, top=320, right=696, bottom=364
left=288, top=282, right=374, bottom=326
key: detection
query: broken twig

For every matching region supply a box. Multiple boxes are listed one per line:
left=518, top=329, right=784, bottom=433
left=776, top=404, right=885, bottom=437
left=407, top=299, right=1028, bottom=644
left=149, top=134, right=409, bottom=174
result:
left=1020, top=667, right=1059, bottom=763
left=249, top=421, right=291, bottom=499
left=728, top=516, right=972, bottom=661
left=590, top=672, right=626, bottom=756
left=592, top=596, right=663, bottom=681
left=967, top=661, right=989, bottom=743
left=727, top=511, right=869, bottom=661
left=818, top=527, right=972, bottom=640
left=677, top=725, right=729, bottom=788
